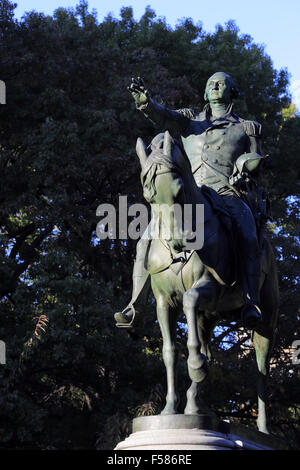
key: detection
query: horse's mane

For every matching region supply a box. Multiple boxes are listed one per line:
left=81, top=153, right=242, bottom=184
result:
left=141, top=133, right=191, bottom=201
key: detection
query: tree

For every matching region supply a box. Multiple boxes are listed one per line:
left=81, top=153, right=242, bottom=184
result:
left=0, top=0, right=299, bottom=449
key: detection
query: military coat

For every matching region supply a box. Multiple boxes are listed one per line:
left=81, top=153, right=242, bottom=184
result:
left=139, top=99, right=262, bottom=195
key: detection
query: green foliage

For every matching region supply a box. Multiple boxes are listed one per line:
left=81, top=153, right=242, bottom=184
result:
left=0, top=0, right=299, bottom=449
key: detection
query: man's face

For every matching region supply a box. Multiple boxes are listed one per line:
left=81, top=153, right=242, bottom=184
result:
left=205, top=73, right=231, bottom=104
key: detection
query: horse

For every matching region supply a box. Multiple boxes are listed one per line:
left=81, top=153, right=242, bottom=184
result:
left=135, top=130, right=279, bottom=434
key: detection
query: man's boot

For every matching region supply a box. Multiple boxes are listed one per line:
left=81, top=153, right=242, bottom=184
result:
left=114, top=273, right=150, bottom=328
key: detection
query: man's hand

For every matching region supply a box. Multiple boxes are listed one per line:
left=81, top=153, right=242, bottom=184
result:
left=128, top=77, right=150, bottom=107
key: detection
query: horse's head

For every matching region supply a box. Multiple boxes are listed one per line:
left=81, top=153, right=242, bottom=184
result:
left=136, top=131, right=197, bottom=253
left=136, top=130, right=191, bottom=204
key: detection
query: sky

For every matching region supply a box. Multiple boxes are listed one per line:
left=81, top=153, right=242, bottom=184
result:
left=14, top=0, right=300, bottom=110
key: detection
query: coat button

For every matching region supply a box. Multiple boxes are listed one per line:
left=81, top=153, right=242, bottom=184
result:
left=216, top=145, right=220, bottom=150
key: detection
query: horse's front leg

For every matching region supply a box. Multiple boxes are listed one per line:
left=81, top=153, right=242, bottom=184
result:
left=156, top=299, right=179, bottom=415
left=184, top=312, right=217, bottom=415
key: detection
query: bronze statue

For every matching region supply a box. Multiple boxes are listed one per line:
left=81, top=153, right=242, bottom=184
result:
left=115, top=72, right=267, bottom=328
left=114, top=73, right=279, bottom=433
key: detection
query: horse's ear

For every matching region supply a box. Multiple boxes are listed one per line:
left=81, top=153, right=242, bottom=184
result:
left=163, top=130, right=174, bottom=157
left=136, top=137, right=148, bottom=167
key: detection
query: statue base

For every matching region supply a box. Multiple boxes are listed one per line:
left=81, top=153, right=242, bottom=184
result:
left=115, top=414, right=286, bottom=450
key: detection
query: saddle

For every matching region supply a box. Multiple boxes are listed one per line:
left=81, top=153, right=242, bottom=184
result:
left=144, top=185, right=238, bottom=287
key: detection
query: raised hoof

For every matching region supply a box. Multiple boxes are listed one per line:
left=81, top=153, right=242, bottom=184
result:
left=188, top=364, right=208, bottom=383
left=187, top=355, right=208, bottom=383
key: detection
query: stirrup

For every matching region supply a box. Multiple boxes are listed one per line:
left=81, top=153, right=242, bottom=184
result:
left=114, top=305, right=136, bottom=329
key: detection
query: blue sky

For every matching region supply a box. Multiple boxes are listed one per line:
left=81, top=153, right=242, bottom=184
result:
left=14, top=0, right=300, bottom=109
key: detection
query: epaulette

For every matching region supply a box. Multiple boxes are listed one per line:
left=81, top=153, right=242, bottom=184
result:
left=242, top=120, right=262, bottom=137
left=175, top=108, right=196, bottom=119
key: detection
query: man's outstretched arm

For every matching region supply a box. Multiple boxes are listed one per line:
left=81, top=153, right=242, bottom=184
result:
left=128, top=77, right=190, bottom=134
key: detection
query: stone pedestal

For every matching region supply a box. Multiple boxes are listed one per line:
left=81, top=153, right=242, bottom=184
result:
left=115, top=414, right=286, bottom=450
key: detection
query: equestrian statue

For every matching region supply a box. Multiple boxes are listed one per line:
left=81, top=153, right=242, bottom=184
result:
left=114, top=72, right=279, bottom=434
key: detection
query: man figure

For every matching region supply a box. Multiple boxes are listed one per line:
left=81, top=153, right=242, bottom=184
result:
left=115, top=72, right=263, bottom=329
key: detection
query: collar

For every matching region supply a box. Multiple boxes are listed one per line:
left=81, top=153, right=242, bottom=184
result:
left=202, top=103, right=240, bottom=124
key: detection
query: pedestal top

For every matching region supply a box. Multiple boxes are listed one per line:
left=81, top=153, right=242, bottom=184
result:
left=130, top=414, right=287, bottom=450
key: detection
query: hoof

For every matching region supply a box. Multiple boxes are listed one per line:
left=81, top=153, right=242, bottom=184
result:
left=184, top=406, right=201, bottom=415
left=258, top=427, right=270, bottom=435
left=160, top=409, right=178, bottom=415
left=187, top=354, right=208, bottom=383
left=257, top=419, right=270, bottom=434
left=160, top=404, right=178, bottom=415
left=188, top=364, right=208, bottom=383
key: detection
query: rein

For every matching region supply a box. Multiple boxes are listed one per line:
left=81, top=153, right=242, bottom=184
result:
left=141, top=150, right=181, bottom=181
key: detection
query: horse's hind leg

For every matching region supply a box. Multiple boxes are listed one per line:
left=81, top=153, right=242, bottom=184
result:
left=253, top=268, right=279, bottom=434
left=253, top=332, right=271, bottom=433
left=156, top=299, right=179, bottom=415
left=197, top=311, right=217, bottom=361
